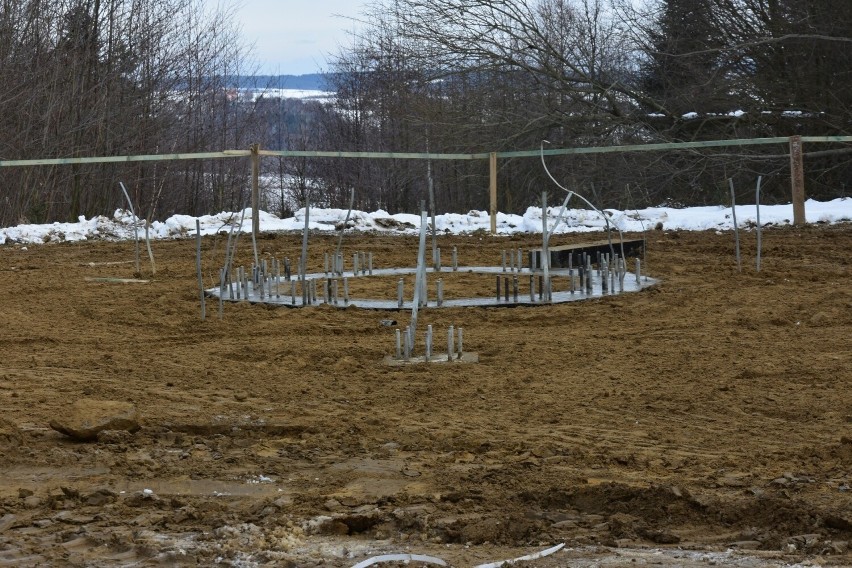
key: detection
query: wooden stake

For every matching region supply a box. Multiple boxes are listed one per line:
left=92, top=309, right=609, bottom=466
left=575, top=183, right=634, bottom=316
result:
left=789, top=135, right=806, bottom=226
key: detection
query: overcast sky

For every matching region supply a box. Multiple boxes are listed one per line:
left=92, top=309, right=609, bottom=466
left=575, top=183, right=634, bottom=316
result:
left=221, top=0, right=367, bottom=75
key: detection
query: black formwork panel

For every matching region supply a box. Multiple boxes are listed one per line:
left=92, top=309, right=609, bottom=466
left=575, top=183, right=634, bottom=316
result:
left=529, top=239, right=645, bottom=269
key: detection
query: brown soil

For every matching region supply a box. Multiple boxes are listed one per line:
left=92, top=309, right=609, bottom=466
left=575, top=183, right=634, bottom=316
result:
left=0, top=224, right=850, bottom=567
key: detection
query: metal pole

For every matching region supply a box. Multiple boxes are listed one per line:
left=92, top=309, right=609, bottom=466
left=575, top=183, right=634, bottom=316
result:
left=410, top=209, right=428, bottom=344
left=404, top=327, right=411, bottom=361
left=250, top=144, right=260, bottom=244
left=541, top=192, right=551, bottom=302
left=195, top=220, right=206, bottom=321
left=729, top=178, right=742, bottom=272
left=300, top=191, right=310, bottom=282
left=489, top=152, right=498, bottom=234
left=755, top=176, right=763, bottom=272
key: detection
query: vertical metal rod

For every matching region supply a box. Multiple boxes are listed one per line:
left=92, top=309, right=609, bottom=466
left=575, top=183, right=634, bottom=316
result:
left=635, top=259, right=641, bottom=284
left=290, top=280, right=296, bottom=305
left=729, top=178, right=742, bottom=272
left=218, top=268, right=225, bottom=319
left=502, top=250, right=507, bottom=272
left=404, top=327, right=411, bottom=361
left=323, top=278, right=330, bottom=304
left=118, top=181, right=141, bottom=274
left=411, top=205, right=428, bottom=344
left=425, top=325, right=432, bottom=362
left=343, top=277, right=349, bottom=304
left=395, top=329, right=402, bottom=359
left=397, top=278, right=404, bottom=308
left=332, top=278, right=338, bottom=305
left=300, top=192, right=310, bottom=282
left=538, top=275, right=544, bottom=302
left=353, top=253, right=359, bottom=275
left=529, top=275, right=535, bottom=302
left=447, top=325, right=455, bottom=362
left=195, top=220, right=206, bottom=321
left=275, top=260, right=281, bottom=298
left=541, top=191, right=550, bottom=302
left=496, top=276, right=501, bottom=301
left=586, top=261, right=593, bottom=294
left=452, top=246, right=458, bottom=271
left=570, top=268, right=575, bottom=294
left=504, top=276, right=510, bottom=302
left=437, top=278, right=444, bottom=307
left=457, top=328, right=463, bottom=357
left=435, top=247, right=441, bottom=272
left=755, top=175, right=763, bottom=272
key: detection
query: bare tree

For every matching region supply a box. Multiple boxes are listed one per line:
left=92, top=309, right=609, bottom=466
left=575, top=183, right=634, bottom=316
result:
left=0, top=0, right=263, bottom=226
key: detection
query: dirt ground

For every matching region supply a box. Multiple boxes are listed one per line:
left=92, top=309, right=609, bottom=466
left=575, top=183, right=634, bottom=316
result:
left=0, top=223, right=850, bottom=567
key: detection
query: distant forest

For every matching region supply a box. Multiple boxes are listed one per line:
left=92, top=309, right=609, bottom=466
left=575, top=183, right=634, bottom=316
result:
left=228, top=74, right=329, bottom=91
left=0, top=0, right=850, bottom=226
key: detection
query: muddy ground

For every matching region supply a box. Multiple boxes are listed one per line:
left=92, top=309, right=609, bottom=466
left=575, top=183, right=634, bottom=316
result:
left=0, top=223, right=850, bottom=567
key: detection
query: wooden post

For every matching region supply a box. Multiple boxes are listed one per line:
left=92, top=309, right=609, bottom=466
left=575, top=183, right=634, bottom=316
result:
left=489, top=151, right=497, bottom=234
left=250, top=143, right=260, bottom=240
left=789, top=136, right=806, bottom=226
